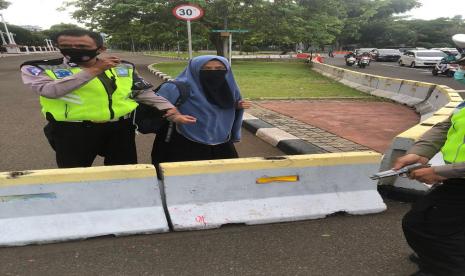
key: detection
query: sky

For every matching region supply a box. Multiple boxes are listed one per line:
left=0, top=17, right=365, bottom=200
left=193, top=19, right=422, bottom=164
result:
left=0, top=0, right=465, bottom=30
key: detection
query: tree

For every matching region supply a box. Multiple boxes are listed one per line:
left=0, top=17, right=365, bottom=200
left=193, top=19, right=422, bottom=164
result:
left=1, top=24, right=46, bottom=45
left=63, top=0, right=425, bottom=54
left=0, top=0, right=10, bottom=10
left=42, top=23, right=85, bottom=41
left=336, top=0, right=420, bottom=46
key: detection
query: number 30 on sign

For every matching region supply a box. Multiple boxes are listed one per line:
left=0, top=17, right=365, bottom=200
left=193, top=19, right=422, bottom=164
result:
left=172, top=4, right=204, bottom=21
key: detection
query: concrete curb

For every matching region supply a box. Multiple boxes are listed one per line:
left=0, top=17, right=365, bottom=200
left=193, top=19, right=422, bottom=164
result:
left=143, top=53, right=189, bottom=61
left=147, top=64, right=174, bottom=82
left=147, top=63, right=324, bottom=155
left=242, top=115, right=326, bottom=155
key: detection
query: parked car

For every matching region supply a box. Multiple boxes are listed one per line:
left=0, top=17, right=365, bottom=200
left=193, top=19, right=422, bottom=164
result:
left=355, top=48, right=377, bottom=59
left=398, top=47, right=415, bottom=53
left=372, top=49, right=401, bottom=62
left=431, top=48, right=459, bottom=56
left=398, top=50, right=447, bottom=67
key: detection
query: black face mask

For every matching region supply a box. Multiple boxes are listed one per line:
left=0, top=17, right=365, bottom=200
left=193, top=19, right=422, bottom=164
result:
left=199, top=69, right=234, bottom=109
left=59, top=48, right=100, bottom=63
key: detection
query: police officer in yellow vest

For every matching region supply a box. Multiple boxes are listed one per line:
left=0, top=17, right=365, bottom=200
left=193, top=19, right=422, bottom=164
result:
left=21, top=29, right=196, bottom=168
left=394, top=56, right=465, bottom=276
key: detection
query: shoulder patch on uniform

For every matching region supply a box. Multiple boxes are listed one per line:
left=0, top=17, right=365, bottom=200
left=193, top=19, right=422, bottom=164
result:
left=52, top=68, right=73, bottom=79
left=26, top=66, right=44, bottom=76
left=115, top=66, right=129, bottom=77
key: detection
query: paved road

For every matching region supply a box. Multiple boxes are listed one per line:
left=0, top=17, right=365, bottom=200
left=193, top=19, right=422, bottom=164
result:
left=0, top=200, right=416, bottom=276
left=0, top=53, right=418, bottom=276
left=0, top=53, right=282, bottom=171
left=325, top=56, right=464, bottom=91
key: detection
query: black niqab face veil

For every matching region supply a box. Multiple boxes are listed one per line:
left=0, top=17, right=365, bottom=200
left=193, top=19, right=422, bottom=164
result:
left=199, top=69, right=235, bottom=109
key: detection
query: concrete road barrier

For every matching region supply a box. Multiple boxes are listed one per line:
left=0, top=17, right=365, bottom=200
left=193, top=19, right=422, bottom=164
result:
left=0, top=165, right=168, bottom=247
left=371, top=77, right=403, bottom=100
left=312, top=62, right=461, bottom=118
left=160, top=152, right=386, bottom=231
left=311, top=62, right=463, bottom=195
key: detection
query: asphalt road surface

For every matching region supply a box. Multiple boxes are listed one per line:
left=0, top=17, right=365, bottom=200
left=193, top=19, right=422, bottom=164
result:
left=325, top=56, right=464, bottom=91
left=0, top=53, right=418, bottom=276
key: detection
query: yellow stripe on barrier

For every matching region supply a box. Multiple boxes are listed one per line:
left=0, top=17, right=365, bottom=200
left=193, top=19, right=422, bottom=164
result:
left=420, top=115, right=450, bottom=126
left=161, top=152, right=382, bottom=176
left=397, top=125, right=432, bottom=140
left=448, top=93, right=463, bottom=100
left=434, top=107, right=455, bottom=116
left=446, top=102, right=462, bottom=108
left=401, top=80, right=435, bottom=88
left=0, top=164, right=156, bottom=187
left=256, top=175, right=299, bottom=184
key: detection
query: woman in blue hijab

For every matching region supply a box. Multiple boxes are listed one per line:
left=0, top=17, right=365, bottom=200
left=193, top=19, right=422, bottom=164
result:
left=151, top=55, right=250, bottom=164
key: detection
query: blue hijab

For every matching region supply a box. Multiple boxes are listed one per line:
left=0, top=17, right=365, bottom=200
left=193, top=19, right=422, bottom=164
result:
left=156, top=55, right=244, bottom=145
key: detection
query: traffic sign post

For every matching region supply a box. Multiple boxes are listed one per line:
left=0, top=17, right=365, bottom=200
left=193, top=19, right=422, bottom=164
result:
left=212, top=30, right=249, bottom=65
left=172, top=4, right=204, bottom=60
left=187, top=20, right=192, bottom=60
left=229, top=33, right=232, bottom=64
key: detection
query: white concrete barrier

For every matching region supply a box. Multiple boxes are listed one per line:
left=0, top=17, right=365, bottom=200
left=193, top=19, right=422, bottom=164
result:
left=160, top=152, right=386, bottom=231
left=0, top=165, right=168, bottom=246
left=379, top=116, right=456, bottom=191
left=371, top=76, right=403, bottom=99
left=311, top=61, right=465, bottom=194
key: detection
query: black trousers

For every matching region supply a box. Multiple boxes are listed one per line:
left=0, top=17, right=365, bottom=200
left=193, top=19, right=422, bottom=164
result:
left=44, top=119, right=137, bottom=168
left=402, top=179, right=465, bottom=276
left=151, top=125, right=238, bottom=175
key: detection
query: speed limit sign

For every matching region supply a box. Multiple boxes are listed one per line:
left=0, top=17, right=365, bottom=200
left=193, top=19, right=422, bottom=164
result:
left=172, top=4, right=204, bottom=21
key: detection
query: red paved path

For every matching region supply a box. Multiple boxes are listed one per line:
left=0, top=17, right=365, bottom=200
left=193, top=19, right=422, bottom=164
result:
left=258, top=100, right=420, bottom=153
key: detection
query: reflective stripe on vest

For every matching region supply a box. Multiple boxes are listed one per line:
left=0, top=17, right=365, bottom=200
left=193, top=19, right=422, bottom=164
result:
left=442, top=102, right=465, bottom=163
left=40, top=64, right=138, bottom=121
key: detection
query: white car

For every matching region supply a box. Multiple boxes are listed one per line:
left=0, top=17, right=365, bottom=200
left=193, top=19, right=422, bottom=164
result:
left=398, top=50, right=447, bottom=68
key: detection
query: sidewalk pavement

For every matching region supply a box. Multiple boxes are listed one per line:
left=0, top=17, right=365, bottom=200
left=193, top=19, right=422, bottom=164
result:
left=247, top=100, right=420, bottom=154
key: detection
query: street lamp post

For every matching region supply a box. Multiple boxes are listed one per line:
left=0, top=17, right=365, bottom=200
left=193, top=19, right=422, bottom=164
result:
left=0, top=13, right=14, bottom=45
left=0, top=31, right=6, bottom=45
left=44, top=39, right=55, bottom=51
left=9, top=32, right=16, bottom=44
left=45, top=39, right=51, bottom=51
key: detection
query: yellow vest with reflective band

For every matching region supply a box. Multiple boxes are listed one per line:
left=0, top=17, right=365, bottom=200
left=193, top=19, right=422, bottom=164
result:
left=441, top=105, right=465, bottom=163
left=40, top=63, right=138, bottom=121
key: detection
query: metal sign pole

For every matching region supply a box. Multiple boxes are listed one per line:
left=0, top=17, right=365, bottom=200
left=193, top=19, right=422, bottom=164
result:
left=172, top=4, right=203, bottom=60
left=229, top=33, right=232, bottom=65
left=187, top=20, right=193, bottom=60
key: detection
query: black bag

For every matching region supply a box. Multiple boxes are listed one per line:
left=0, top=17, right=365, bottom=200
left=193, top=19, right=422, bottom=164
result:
left=132, top=81, right=190, bottom=134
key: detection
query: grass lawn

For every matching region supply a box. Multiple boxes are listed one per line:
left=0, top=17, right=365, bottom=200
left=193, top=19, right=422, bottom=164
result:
left=146, top=51, right=287, bottom=59
left=152, top=60, right=378, bottom=100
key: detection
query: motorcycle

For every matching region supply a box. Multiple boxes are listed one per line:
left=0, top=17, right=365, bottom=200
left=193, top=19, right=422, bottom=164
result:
left=345, top=56, right=356, bottom=66
left=432, top=62, right=458, bottom=77
left=358, top=56, right=370, bottom=68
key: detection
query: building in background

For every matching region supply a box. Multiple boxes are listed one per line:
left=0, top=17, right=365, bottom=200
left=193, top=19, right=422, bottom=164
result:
left=20, top=25, right=42, bottom=32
